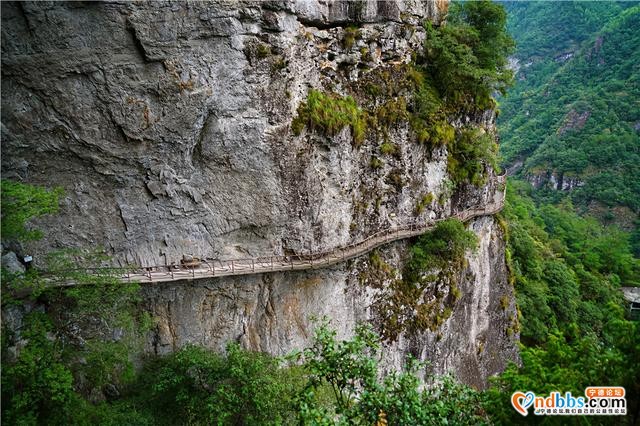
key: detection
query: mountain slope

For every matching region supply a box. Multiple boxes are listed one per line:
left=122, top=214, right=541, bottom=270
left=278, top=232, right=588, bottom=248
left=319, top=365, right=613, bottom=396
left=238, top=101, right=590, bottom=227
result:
left=498, top=3, right=640, bottom=229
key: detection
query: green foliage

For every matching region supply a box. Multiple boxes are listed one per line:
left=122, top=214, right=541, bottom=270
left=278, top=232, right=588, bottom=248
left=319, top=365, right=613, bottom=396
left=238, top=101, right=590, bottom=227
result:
left=357, top=64, right=452, bottom=149
left=486, top=178, right=640, bottom=424
left=504, top=180, right=639, bottom=344
left=376, top=219, right=478, bottom=340
left=406, top=218, right=478, bottom=281
left=499, top=3, right=640, bottom=219
left=415, top=192, right=434, bottom=215
left=1, top=267, right=47, bottom=300
left=1, top=312, right=81, bottom=425
left=1, top=179, right=62, bottom=241
left=376, top=98, right=409, bottom=128
left=292, top=1, right=512, bottom=184
left=298, top=320, right=489, bottom=425
left=447, top=127, right=500, bottom=187
left=369, top=156, right=383, bottom=170
left=504, top=1, right=627, bottom=60
left=3, top=320, right=489, bottom=426
left=379, top=141, right=398, bottom=156
left=342, top=26, right=360, bottom=50
left=369, top=250, right=394, bottom=276
left=1, top=249, right=148, bottom=425
left=408, top=0, right=512, bottom=176
left=300, top=321, right=380, bottom=418
left=141, top=344, right=304, bottom=425
left=486, top=318, right=639, bottom=425
left=421, top=0, right=514, bottom=111
left=292, top=89, right=368, bottom=145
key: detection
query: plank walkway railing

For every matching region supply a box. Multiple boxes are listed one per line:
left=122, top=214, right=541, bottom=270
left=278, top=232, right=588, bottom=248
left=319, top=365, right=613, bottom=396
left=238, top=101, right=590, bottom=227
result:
left=46, top=177, right=505, bottom=287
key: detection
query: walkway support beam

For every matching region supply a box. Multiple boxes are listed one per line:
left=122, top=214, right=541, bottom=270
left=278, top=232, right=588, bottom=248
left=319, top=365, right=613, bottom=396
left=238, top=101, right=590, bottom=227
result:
left=37, top=197, right=504, bottom=288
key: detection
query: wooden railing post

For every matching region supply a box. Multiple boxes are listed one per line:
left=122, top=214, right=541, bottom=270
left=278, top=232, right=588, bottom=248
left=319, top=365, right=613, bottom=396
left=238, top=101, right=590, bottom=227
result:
left=101, top=202, right=507, bottom=286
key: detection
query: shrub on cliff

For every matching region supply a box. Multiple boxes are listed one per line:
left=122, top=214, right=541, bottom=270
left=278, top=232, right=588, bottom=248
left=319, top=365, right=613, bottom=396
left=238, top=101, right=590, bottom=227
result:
left=421, top=0, right=514, bottom=111
left=447, top=127, right=500, bottom=186
left=1, top=179, right=62, bottom=241
left=375, top=219, right=479, bottom=340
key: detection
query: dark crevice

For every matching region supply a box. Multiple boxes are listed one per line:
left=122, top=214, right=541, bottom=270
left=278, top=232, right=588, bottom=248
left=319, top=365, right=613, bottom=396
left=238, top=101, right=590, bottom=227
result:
left=16, top=2, right=35, bottom=35
left=126, top=20, right=157, bottom=63
left=294, top=17, right=346, bottom=30
left=117, top=204, right=129, bottom=233
left=192, top=111, right=213, bottom=167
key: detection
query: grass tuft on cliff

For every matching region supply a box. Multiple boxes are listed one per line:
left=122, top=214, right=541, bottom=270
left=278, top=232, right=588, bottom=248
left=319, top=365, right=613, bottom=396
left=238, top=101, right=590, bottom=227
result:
left=292, top=89, right=368, bottom=146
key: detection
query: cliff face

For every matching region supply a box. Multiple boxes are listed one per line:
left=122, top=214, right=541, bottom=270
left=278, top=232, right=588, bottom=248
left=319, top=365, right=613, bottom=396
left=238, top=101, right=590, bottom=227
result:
left=2, top=0, right=450, bottom=267
left=1, top=0, right=518, bottom=388
left=144, top=215, right=517, bottom=389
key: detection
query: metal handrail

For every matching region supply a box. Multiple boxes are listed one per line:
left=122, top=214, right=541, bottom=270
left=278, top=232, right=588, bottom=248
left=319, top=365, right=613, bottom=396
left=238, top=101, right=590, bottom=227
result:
left=41, top=191, right=504, bottom=286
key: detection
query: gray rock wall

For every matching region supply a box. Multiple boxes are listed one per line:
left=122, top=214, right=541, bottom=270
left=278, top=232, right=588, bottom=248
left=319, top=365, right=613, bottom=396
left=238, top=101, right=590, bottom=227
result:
left=2, top=0, right=450, bottom=267
left=143, top=215, right=517, bottom=389
left=2, top=0, right=518, bottom=388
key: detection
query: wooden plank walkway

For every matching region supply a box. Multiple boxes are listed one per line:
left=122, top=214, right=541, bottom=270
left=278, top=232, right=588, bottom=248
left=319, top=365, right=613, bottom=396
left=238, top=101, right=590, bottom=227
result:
left=48, top=179, right=505, bottom=287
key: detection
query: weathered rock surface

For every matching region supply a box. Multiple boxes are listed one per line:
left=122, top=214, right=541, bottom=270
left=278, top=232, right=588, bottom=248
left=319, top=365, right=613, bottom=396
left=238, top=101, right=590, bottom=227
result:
left=1, top=251, right=25, bottom=275
left=2, top=0, right=518, bottom=388
left=144, top=215, right=517, bottom=389
left=2, top=0, right=450, bottom=267
left=527, top=170, right=584, bottom=191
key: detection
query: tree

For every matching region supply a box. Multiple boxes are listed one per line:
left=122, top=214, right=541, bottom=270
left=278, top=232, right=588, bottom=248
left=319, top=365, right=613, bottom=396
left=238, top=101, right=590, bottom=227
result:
left=298, top=320, right=488, bottom=425
left=421, top=0, right=514, bottom=111
left=146, top=344, right=303, bottom=425
left=1, top=312, right=81, bottom=425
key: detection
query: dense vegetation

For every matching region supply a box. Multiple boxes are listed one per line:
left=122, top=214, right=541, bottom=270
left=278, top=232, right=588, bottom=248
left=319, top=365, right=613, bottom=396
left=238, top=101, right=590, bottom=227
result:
left=3, top=315, right=490, bottom=425
left=485, top=181, right=640, bottom=424
left=1, top=181, right=148, bottom=425
left=498, top=2, right=640, bottom=226
left=447, top=127, right=500, bottom=186
left=422, top=0, right=514, bottom=111
left=492, top=3, right=640, bottom=422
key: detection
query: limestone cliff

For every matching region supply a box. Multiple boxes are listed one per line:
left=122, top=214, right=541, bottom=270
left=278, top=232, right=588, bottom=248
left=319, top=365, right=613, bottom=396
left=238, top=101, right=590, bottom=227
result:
left=1, top=0, right=518, bottom=388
